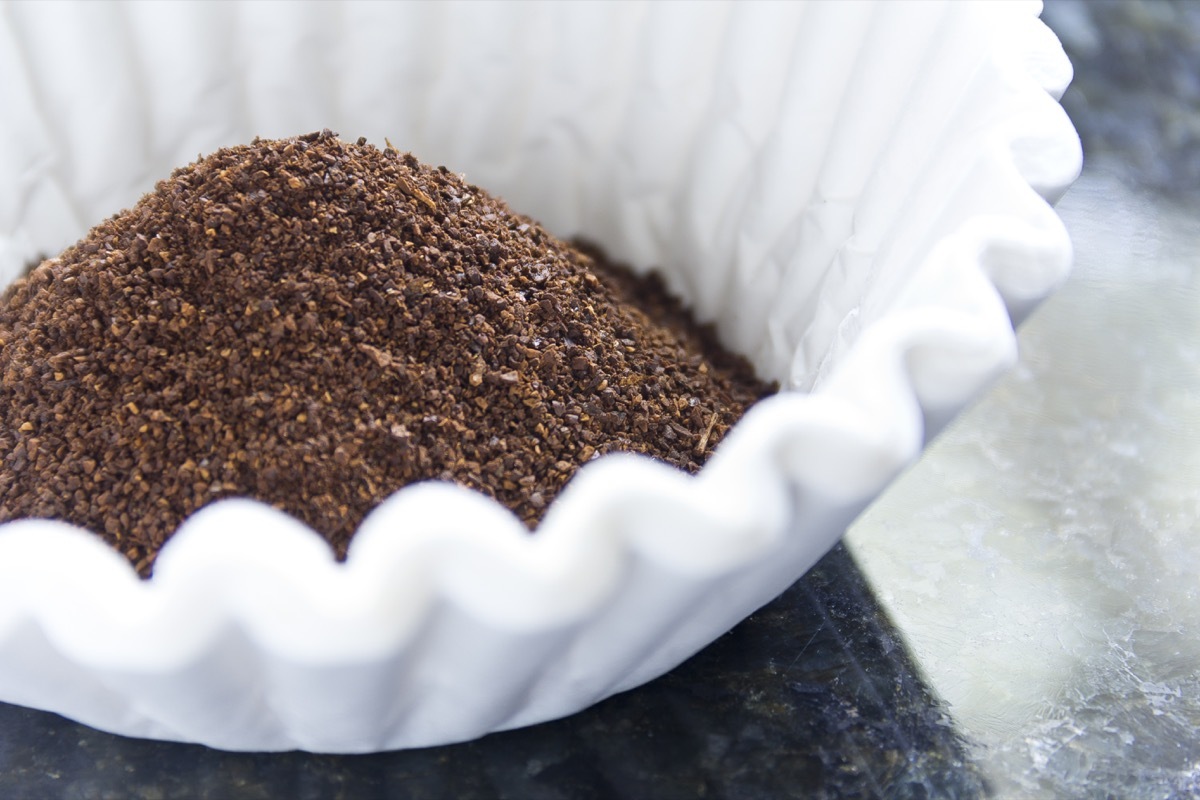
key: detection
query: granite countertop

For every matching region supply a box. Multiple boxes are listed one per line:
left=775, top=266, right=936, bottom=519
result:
left=1, top=1, right=1195, bottom=797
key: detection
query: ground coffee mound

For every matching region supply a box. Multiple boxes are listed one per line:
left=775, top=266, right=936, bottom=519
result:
left=0, top=130, right=773, bottom=575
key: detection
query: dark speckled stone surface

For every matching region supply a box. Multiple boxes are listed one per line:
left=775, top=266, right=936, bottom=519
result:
left=0, top=545, right=986, bottom=799
left=1044, top=0, right=1200, bottom=201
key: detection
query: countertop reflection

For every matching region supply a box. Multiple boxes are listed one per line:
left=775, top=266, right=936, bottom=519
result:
left=848, top=170, right=1200, bottom=799
left=848, top=2, right=1200, bottom=794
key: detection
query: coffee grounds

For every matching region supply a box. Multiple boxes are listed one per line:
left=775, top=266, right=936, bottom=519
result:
left=0, top=130, right=774, bottom=576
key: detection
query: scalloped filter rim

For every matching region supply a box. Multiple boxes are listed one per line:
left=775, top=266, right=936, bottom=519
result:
left=0, top=0, right=1081, bottom=751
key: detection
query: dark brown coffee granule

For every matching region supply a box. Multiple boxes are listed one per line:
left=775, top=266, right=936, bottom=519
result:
left=0, top=130, right=773, bottom=575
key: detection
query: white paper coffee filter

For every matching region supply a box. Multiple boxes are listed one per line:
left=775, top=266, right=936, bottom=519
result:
left=0, top=0, right=1079, bottom=751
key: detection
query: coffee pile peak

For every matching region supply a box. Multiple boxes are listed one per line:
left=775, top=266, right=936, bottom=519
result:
left=0, top=130, right=771, bottom=575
